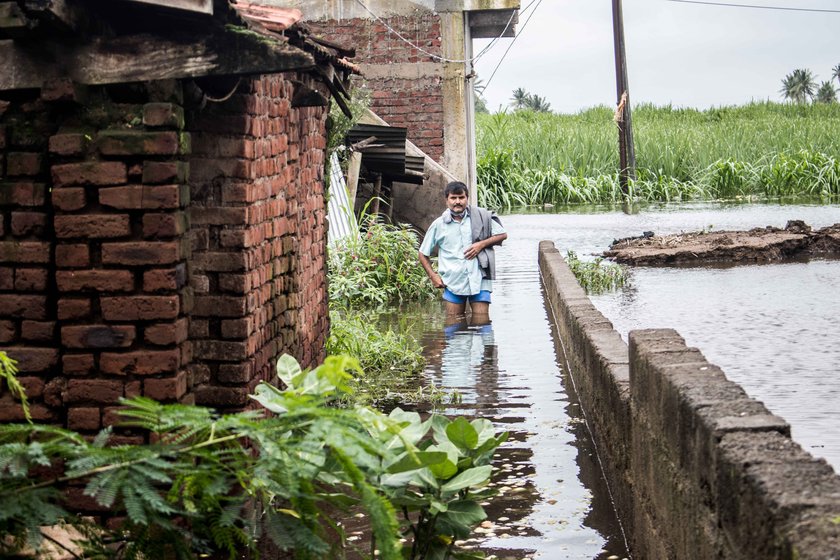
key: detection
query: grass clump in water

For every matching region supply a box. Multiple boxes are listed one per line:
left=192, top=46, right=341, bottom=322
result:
left=565, top=251, right=629, bottom=294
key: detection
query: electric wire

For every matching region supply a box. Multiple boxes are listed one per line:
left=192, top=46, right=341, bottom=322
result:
left=481, top=0, right=546, bottom=93
left=667, top=0, right=840, bottom=13
left=352, top=0, right=519, bottom=64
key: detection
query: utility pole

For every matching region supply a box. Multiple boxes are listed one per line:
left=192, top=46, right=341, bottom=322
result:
left=612, top=0, right=636, bottom=195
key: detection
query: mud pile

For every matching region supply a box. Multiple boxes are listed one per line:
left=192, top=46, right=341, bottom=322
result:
left=604, top=221, right=840, bottom=266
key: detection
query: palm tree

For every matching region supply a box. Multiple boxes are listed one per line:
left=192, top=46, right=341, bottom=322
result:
left=815, top=81, right=838, bottom=104
left=525, top=94, right=552, bottom=113
left=832, top=64, right=840, bottom=86
left=780, top=68, right=817, bottom=104
left=510, top=87, right=529, bottom=110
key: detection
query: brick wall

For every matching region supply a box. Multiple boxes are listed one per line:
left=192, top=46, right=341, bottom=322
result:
left=309, top=14, right=445, bottom=162
left=0, top=72, right=330, bottom=425
left=187, top=73, right=329, bottom=413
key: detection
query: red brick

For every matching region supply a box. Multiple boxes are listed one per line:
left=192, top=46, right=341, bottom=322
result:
left=143, top=371, right=188, bottom=401
left=52, top=188, right=87, bottom=211
left=67, top=407, right=101, bottom=431
left=194, top=340, right=247, bottom=361
left=0, top=320, right=15, bottom=343
left=143, top=268, right=177, bottom=292
left=64, top=379, right=123, bottom=404
left=100, top=349, right=180, bottom=375
left=51, top=161, right=127, bottom=186
left=56, top=269, right=134, bottom=292
left=194, top=385, right=248, bottom=407
left=144, top=317, right=189, bottom=345
left=54, top=214, right=130, bottom=238
left=99, top=185, right=181, bottom=210
left=0, top=396, right=54, bottom=422
left=190, top=206, right=247, bottom=225
left=142, top=103, right=184, bottom=129
left=49, top=133, right=89, bottom=156
left=13, top=268, right=47, bottom=291
left=101, top=241, right=180, bottom=266
left=55, top=244, right=90, bottom=268
left=97, top=130, right=186, bottom=156
left=101, top=295, right=179, bottom=321
left=193, top=295, right=247, bottom=317
left=221, top=317, right=252, bottom=339
left=142, top=212, right=187, bottom=238
left=20, top=320, right=55, bottom=342
left=10, top=212, right=46, bottom=236
left=0, top=295, right=47, bottom=319
left=193, top=251, right=247, bottom=272
left=57, top=297, right=91, bottom=320
left=217, top=363, right=253, bottom=383
left=16, top=376, right=45, bottom=398
left=62, top=325, right=136, bottom=349
left=41, top=78, right=82, bottom=102
left=125, top=380, right=142, bottom=398
left=0, top=241, right=50, bottom=263
left=142, top=161, right=188, bottom=184
left=3, top=182, right=47, bottom=206
left=62, top=353, right=95, bottom=375
left=6, top=152, right=43, bottom=176
left=4, top=347, right=58, bottom=372
left=0, top=267, right=11, bottom=289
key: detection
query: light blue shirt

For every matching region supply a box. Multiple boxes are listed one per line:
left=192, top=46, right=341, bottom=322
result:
left=419, top=209, right=505, bottom=296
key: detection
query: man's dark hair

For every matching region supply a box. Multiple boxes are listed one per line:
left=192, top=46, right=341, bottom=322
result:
left=444, top=181, right=469, bottom=197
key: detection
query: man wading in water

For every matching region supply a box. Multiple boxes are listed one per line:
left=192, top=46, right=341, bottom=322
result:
left=418, top=181, right=507, bottom=320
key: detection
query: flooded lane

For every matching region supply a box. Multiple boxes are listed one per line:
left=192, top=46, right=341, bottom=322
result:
left=415, top=225, right=629, bottom=558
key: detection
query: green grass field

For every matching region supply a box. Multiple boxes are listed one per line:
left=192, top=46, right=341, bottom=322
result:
left=476, top=101, right=840, bottom=209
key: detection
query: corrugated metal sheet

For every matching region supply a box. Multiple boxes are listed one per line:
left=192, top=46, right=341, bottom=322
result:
left=327, top=152, right=357, bottom=245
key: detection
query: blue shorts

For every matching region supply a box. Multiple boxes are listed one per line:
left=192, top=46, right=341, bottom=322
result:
left=442, top=288, right=492, bottom=304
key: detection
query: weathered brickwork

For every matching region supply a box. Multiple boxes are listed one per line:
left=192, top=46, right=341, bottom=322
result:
left=188, top=73, right=329, bottom=412
left=1, top=72, right=331, bottom=425
left=309, top=15, right=445, bottom=161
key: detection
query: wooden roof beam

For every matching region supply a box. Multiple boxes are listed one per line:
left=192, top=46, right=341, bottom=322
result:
left=0, top=29, right=316, bottom=91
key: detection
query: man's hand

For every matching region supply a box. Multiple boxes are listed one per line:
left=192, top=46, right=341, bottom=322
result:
left=463, top=241, right=484, bottom=260
left=430, top=272, right=445, bottom=289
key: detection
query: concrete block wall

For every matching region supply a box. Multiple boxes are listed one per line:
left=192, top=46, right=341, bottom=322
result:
left=538, top=240, right=840, bottom=559
left=308, top=13, right=446, bottom=162
left=187, top=73, right=329, bottom=412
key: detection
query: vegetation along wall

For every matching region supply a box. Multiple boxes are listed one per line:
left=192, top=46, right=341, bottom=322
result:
left=538, top=241, right=840, bottom=559
left=0, top=73, right=330, bottom=445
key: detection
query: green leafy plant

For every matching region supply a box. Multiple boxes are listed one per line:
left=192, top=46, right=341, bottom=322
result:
left=379, top=412, right=508, bottom=559
left=0, top=352, right=28, bottom=422
left=0, top=354, right=506, bottom=560
left=329, top=217, right=438, bottom=306
left=565, top=251, right=629, bottom=294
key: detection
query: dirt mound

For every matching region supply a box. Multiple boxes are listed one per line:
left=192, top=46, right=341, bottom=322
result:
left=604, top=221, right=840, bottom=266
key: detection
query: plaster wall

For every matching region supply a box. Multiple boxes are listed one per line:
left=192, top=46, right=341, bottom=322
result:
left=538, top=240, right=840, bottom=559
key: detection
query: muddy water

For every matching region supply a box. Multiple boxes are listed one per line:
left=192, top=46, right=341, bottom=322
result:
left=506, top=201, right=840, bottom=470
left=412, top=226, right=631, bottom=558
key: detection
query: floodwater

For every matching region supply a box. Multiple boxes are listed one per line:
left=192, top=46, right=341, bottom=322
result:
left=409, top=200, right=839, bottom=559
left=507, top=201, right=840, bottom=469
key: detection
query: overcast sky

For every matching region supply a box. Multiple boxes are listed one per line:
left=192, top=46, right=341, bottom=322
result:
left=472, top=0, right=840, bottom=114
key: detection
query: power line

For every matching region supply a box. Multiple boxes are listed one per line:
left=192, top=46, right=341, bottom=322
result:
left=667, top=0, right=840, bottom=13
left=352, top=0, right=518, bottom=64
left=482, top=0, right=546, bottom=93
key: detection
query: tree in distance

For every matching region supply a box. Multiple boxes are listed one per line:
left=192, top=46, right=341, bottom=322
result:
left=815, top=81, right=838, bottom=104
left=781, top=68, right=817, bottom=104
left=832, top=63, right=840, bottom=86
left=509, top=88, right=552, bottom=113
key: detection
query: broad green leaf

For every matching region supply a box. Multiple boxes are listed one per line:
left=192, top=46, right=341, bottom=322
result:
left=386, top=451, right=447, bottom=474
left=440, top=465, right=492, bottom=494
left=429, top=498, right=448, bottom=515
left=436, top=501, right=486, bottom=539
left=428, top=458, right=457, bottom=481
left=470, top=418, right=495, bottom=447
left=446, top=417, right=478, bottom=450
left=250, top=382, right=288, bottom=413
left=431, top=414, right=451, bottom=443
left=275, top=354, right=302, bottom=387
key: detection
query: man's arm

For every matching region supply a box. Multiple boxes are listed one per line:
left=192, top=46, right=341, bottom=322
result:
left=463, top=232, right=507, bottom=260
left=418, top=251, right=445, bottom=288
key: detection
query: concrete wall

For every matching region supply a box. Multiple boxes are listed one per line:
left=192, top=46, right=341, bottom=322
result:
left=0, top=73, right=330, bottom=438
left=538, top=240, right=840, bottom=559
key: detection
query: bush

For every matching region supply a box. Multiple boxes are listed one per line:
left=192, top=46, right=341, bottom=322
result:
left=565, top=251, right=629, bottom=294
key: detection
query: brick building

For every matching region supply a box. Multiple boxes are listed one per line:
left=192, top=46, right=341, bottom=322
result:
left=0, top=0, right=357, bottom=431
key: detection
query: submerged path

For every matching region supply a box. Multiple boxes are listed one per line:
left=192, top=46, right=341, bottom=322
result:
left=416, top=216, right=629, bottom=560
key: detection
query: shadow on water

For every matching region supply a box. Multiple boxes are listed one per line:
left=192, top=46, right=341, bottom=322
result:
left=410, top=296, right=629, bottom=559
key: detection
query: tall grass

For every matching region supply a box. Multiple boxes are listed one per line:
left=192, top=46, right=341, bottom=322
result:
left=477, top=101, right=840, bottom=208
